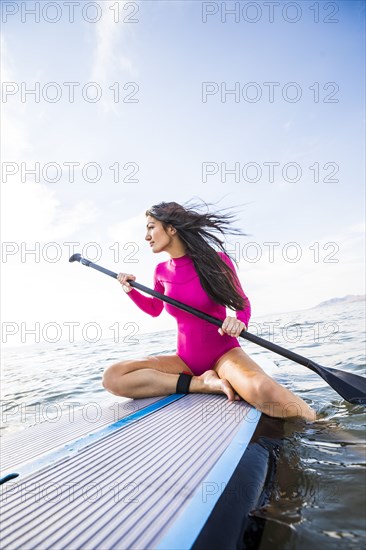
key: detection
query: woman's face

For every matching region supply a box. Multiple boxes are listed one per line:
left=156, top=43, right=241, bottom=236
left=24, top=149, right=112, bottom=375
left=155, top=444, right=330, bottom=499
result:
left=145, top=216, right=174, bottom=253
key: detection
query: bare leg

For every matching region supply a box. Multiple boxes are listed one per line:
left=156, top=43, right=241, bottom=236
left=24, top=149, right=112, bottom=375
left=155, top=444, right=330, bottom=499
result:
left=213, top=348, right=317, bottom=422
left=102, top=354, right=240, bottom=401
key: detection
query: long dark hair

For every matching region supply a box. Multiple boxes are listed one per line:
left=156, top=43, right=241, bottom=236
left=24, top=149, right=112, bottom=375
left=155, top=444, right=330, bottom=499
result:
left=145, top=200, right=248, bottom=311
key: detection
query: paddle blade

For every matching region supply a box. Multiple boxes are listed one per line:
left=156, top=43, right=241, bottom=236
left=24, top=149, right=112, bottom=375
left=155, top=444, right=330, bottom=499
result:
left=310, top=362, right=366, bottom=404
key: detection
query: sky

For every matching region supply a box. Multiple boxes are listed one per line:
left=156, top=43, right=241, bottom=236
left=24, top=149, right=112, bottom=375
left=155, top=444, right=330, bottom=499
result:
left=1, top=0, right=365, bottom=347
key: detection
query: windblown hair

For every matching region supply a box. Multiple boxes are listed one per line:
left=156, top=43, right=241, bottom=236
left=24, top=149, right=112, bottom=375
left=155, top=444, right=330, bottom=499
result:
left=145, top=200, right=248, bottom=311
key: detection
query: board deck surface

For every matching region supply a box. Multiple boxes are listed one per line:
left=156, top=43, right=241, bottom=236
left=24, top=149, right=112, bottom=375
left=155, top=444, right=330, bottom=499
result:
left=0, top=355, right=277, bottom=550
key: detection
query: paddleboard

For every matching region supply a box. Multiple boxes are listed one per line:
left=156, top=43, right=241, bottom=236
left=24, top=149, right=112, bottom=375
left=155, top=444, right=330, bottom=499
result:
left=0, top=354, right=280, bottom=549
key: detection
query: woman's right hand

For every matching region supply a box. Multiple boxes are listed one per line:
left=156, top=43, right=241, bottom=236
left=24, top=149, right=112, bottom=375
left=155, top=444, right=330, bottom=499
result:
left=117, top=272, right=136, bottom=293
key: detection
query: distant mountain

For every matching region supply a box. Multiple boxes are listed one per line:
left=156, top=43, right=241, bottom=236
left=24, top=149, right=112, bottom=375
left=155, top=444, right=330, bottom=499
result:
left=312, top=295, right=365, bottom=308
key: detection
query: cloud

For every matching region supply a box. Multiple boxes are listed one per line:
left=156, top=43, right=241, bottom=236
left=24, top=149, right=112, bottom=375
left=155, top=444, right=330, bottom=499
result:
left=1, top=33, right=99, bottom=243
left=237, top=222, right=365, bottom=314
left=1, top=183, right=98, bottom=241
left=1, top=34, right=33, bottom=160
left=107, top=210, right=145, bottom=242
left=90, top=1, right=138, bottom=114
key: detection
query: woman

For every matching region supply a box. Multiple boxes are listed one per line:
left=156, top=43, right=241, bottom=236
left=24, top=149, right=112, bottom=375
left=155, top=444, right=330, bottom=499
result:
left=103, top=201, right=316, bottom=421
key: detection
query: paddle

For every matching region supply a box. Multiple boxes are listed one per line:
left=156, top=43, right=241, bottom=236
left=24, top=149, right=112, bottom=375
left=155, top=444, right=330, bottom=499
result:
left=69, top=253, right=366, bottom=405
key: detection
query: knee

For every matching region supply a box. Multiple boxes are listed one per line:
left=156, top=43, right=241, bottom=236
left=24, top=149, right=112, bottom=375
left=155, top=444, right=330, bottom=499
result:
left=102, top=362, right=126, bottom=393
left=102, top=364, right=114, bottom=392
left=237, top=372, right=275, bottom=406
left=251, top=374, right=278, bottom=402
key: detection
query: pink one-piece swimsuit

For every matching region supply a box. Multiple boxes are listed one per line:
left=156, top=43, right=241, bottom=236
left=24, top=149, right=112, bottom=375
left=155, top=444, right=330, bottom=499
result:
left=127, top=251, right=251, bottom=376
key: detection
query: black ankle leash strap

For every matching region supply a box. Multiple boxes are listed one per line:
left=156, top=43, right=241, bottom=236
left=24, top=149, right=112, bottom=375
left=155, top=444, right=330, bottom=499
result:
left=176, top=372, right=193, bottom=394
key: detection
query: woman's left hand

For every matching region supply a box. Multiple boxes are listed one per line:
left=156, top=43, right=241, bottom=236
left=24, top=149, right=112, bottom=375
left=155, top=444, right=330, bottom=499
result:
left=218, top=316, right=247, bottom=338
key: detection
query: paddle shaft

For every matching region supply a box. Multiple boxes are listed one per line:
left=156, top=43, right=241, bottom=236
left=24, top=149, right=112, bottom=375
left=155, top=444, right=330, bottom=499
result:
left=78, top=257, right=322, bottom=375
left=71, top=255, right=366, bottom=403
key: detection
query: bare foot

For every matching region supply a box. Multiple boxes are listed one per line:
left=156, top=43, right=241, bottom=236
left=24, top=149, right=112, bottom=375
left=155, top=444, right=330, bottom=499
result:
left=197, top=370, right=241, bottom=402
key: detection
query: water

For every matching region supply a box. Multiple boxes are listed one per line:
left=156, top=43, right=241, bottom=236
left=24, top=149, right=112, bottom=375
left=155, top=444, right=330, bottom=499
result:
left=1, top=300, right=365, bottom=548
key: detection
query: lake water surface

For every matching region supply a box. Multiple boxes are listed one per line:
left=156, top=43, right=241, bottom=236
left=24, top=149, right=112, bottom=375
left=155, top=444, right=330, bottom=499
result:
left=1, top=300, right=365, bottom=548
